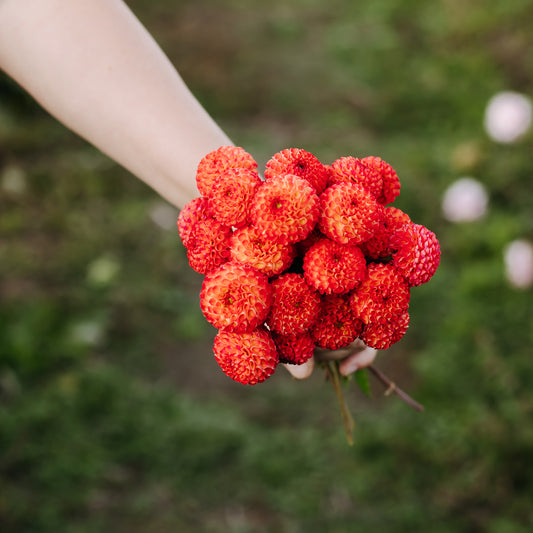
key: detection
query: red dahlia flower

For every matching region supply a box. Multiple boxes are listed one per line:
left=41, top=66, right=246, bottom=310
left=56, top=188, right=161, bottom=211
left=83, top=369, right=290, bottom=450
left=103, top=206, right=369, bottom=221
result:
left=391, top=223, right=441, bottom=287
left=272, top=331, right=315, bottom=365
left=311, top=294, right=364, bottom=350
left=351, top=262, right=410, bottom=324
left=196, top=145, right=258, bottom=197
left=213, top=327, right=279, bottom=385
left=303, top=237, right=367, bottom=294
left=207, top=167, right=262, bottom=228
left=200, top=262, right=272, bottom=332
left=250, top=174, right=320, bottom=245
left=361, top=311, right=410, bottom=350
left=230, top=226, right=295, bottom=277
left=267, top=273, right=321, bottom=335
left=264, top=148, right=329, bottom=194
left=319, top=182, right=383, bottom=246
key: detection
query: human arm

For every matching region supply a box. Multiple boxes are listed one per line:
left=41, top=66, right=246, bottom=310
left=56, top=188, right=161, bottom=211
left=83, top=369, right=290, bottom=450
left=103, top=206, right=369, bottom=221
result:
left=0, top=0, right=231, bottom=209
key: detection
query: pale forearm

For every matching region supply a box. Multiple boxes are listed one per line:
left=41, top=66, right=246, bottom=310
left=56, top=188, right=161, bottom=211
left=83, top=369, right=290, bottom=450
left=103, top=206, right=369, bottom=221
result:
left=0, top=0, right=232, bottom=208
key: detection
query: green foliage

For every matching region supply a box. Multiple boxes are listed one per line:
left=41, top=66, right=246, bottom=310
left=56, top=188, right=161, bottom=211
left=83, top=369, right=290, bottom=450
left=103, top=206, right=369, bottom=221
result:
left=354, top=368, right=371, bottom=398
left=2, top=0, right=533, bottom=531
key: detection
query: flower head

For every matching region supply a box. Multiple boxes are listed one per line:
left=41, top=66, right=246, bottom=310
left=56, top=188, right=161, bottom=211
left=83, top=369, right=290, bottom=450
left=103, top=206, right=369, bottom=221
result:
left=329, top=156, right=384, bottom=200
left=186, top=217, right=232, bottom=275
left=250, top=174, right=320, bottom=245
left=265, top=148, right=329, bottom=194
left=214, top=327, right=279, bottom=385
left=311, top=295, right=363, bottom=350
left=196, top=145, right=258, bottom=196
left=230, top=226, right=295, bottom=277
left=360, top=206, right=411, bottom=260
left=351, top=263, right=410, bottom=324
left=303, top=237, right=367, bottom=294
left=361, top=312, right=410, bottom=350
left=267, top=273, right=321, bottom=335
left=177, top=196, right=211, bottom=248
left=208, top=167, right=262, bottom=228
left=391, top=223, right=441, bottom=287
left=200, top=262, right=272, bottom=332
left=319, top=182, right=383, bottom=245
left=360, top=156, right=401, bottom=205
left=272, top=331, right=315, bottom=365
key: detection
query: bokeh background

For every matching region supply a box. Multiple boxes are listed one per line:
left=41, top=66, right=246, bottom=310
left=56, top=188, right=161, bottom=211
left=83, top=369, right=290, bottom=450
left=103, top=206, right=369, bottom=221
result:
left=1, top=1, right=533, bottom=531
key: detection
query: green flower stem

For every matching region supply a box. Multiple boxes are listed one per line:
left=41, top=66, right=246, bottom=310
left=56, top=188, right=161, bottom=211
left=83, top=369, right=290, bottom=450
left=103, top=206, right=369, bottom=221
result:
left=325, top=360, right=355, bottom=446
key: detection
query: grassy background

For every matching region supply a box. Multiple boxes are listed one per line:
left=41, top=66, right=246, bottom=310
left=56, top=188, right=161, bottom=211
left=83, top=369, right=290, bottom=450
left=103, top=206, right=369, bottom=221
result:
left=1, top=0, right=533, bottom=531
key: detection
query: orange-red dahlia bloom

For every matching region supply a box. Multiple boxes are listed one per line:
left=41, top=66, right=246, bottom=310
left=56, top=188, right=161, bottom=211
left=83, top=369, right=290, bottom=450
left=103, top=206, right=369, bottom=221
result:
left=186, top=217, right=232, bottom=275
left=272, top=331, right=315, bottom=365
left=303, top=237, right=367, bottom=294
left=351, top=262, right=410, bottom=324
left=230, top=226, right=295, bottom=277
left=200, top=262, right=272, bottom=332
left=213, top=327, right=279, bottom=385
left=319, top=182, right=383, bottom=246
left=250, top=174, right=320, bottom=245
left=196, top=145, right=258, bottom=197
left=267, top=273, right=321, bottom=335
left=391, top=223, right=441, bottom=287
left=361, top=311, right=410, bottom=350
left=207, top=167, right=262, bottom=228
left=264, top=148, right=329, bottom=195
left=311, top=295, right=364, bottom=350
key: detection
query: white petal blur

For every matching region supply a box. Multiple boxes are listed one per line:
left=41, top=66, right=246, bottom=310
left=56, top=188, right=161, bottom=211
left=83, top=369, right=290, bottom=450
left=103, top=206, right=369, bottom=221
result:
left=442, top=177, right=489, bottom=223
left=484, top=91, right=532, bottom=143
left=504, top=240, right=533, bottom=289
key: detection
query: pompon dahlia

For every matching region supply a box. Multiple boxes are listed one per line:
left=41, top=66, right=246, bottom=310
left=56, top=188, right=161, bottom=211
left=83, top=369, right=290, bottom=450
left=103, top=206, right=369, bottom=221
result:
left=186, top=217, right=232, bottom=275
left=303, top=237, right=367, bottom=295
left=230, top=226, right=295, bottom=277
left=390, top=223, right=441, bottom=287
left=360, top=156, right=401, bottom=205
left=329, top=156, right=383, bottom=201
left=200, top=262, right=272, bottom=332
left=360, top=206, right=412, bottom=260
left=177, top=197, right=211, bottom=248
left=311, top=294, right=364, bottom=350
left=267, top=273, right=321, bottom=335
left=361, top=311, right=410, bottom=350
left=207, top=167, right=262, bottom=228
left=272, top=331, right=315, bottom=365
left=250, top=174, right=320, bottom=245
left=351, top=263, right=410, bottom=324
left=196, top=145, right=258, bottom=197
left=213, top=327, right=279, bottom=385
left=319, top=182, right=383, bottom=246
left=264, top=148, right=329, bottom=195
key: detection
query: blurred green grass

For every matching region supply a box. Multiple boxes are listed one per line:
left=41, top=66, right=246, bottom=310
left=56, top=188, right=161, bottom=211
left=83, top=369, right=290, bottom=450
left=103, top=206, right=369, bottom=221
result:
left=1, top=0, right=533, bottom=531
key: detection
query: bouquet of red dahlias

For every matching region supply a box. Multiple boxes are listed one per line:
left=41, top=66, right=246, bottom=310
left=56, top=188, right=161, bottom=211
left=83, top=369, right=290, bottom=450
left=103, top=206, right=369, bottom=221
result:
left=178, top=146, right=440, bottom=440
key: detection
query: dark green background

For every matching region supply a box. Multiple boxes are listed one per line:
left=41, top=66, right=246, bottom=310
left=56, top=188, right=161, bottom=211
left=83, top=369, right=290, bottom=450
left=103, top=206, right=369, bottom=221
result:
left=1, top=1, right=532, bottom=531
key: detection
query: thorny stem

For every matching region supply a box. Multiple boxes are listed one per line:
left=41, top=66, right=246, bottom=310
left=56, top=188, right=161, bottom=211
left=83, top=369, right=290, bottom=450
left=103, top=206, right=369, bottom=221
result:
left=325, top=361, right=355, bottom=446
left=367, top=364, right=425, bottom=412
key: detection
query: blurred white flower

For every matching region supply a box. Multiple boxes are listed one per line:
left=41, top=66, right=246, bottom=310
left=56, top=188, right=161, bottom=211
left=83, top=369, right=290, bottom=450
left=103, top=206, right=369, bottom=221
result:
left=484, top=91, right=532, bottom=143
left=504, top=239, right=533, bottom=289
left=442, top=177, right=488, bottom=222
